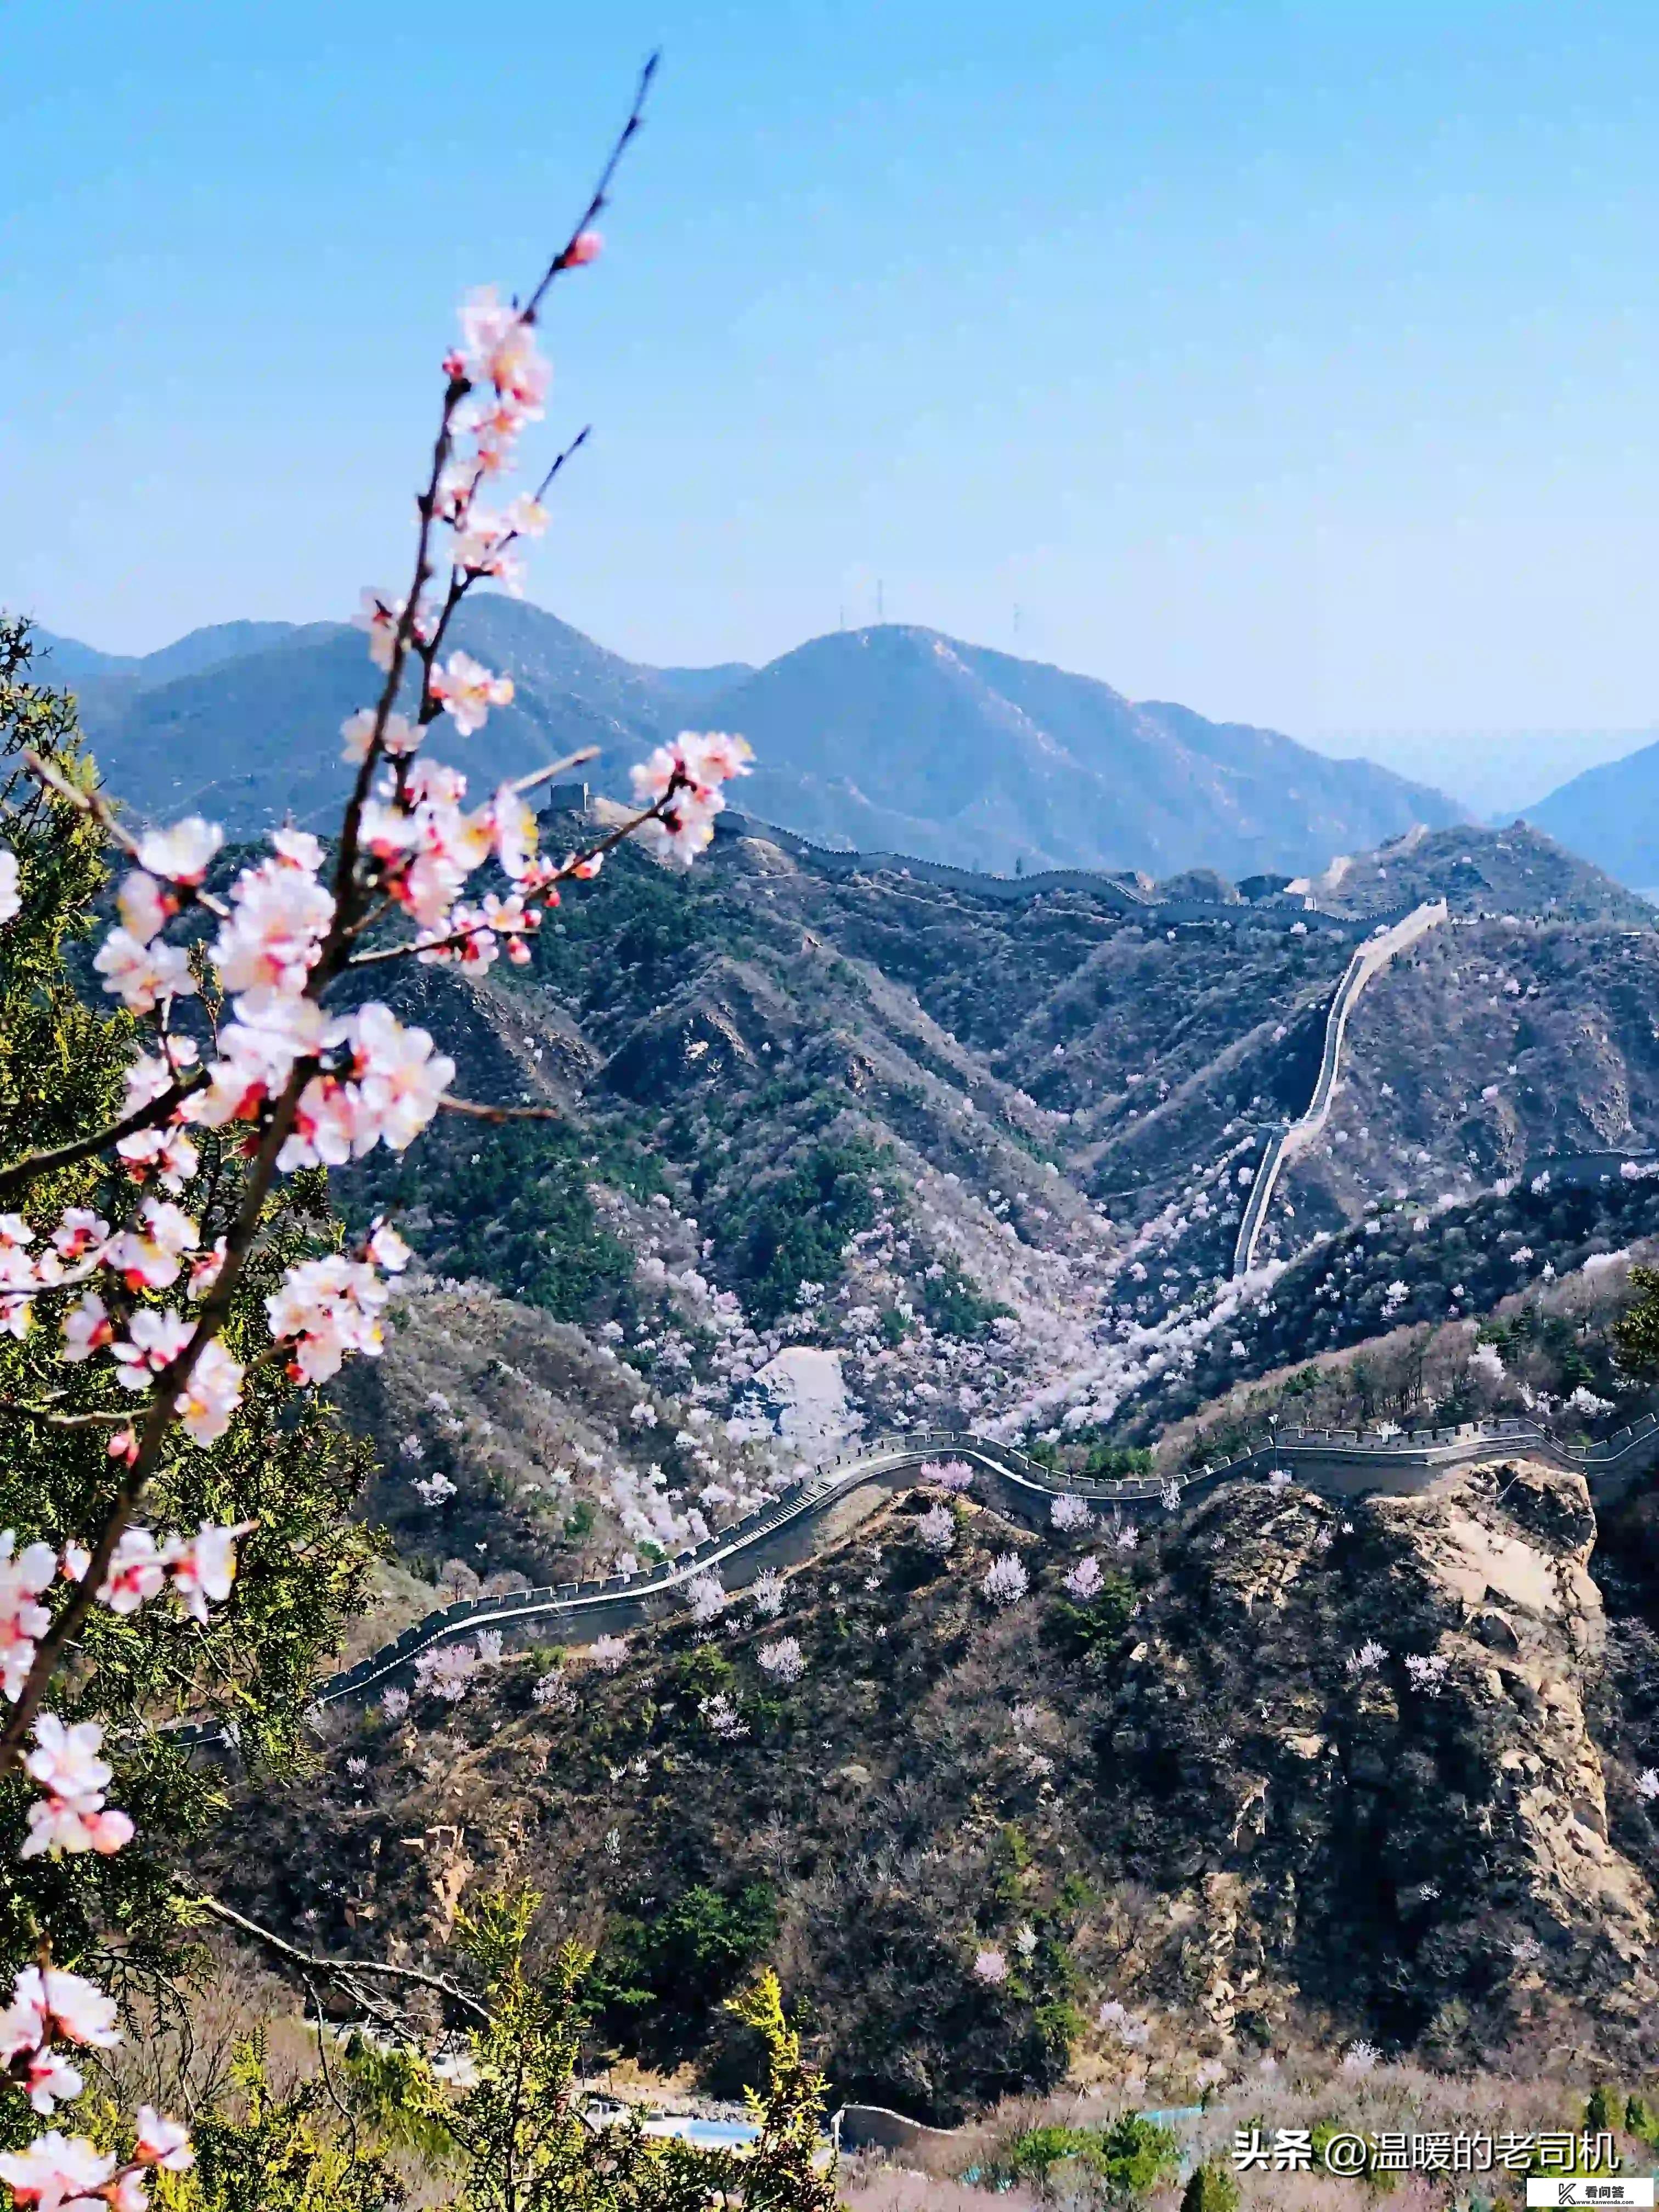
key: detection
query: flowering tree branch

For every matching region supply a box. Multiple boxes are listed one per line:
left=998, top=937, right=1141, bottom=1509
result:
left=0, top=1059, right=309, bottom=1767
left=0, top=52, right=778, bottom=2204
left=18, top=747, right=232, bottom=921
left=0, top=1074, right=206, bottom=1206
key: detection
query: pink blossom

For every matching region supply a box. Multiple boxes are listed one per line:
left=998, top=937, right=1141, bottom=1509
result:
left=449, top=505, right=510, bottom=571
left=210, top=853, right=334, bottom=998
left=0, top=1262, right=30, bottom=1342
left=162, top=1520, right=253, bottom=1622
left=187, top=1237, right=228, bottom=1297
left=97, top=1529, right=168, bottom=1613
left=115, top=871, right=173, bottom=945
left=630, top=730, right=752, bottom=804
left=428, top=651, right=514, bottom=737
left=24, top=1715, right=112, bottom=1803
left=0, top=1534, right=57, bottom=1702
left=9, top=1973, right=119, bottom=2052
left=266, top=1254, right=391, bottom=1381
left=435, top=456, right=480, bottom=521
left=22, top=1790, right=136, bottom=1863
left=92, top=927, right=196, bottom=1013
left=0, top=2129, right=116, bottom=2207
left=272, top=827, right=326, bottom=871
left=136, top=817, right=222, bottom=886
left=276, top=1005, right=453, bottom=1171
left=277, top=1075, right=359, bottom=1169
left=105, top=1199, right=199, bottom=1291
left=365, top=1221, right=412, bottom=1273
left=487, top=785, right=540, bottom=881
left=972, top=1948, right=1009, bottom=1985
left=456, top=286, right=550, bottom=416
left=358, top=768, right=494, bottom=926
left=192, top=990, right=327, bottom=1130
left=19, top=2046, right=84, bottom=2117
left=111, top=1308, right=193, bottom=1389
left=0, top=846, right=19, bottom=927
left=482, top=891, right=540, bottom=963
left=50, top=1211, right=109, bottom=1264
left=628, top=733, right=751, bottom=869
left=413, top=1641, right=478, bottom=1702
left=685, top=1571, right=726, bottom=1624
left=915, top=1503, right=956, bottom=1555
left=505, top=490, right=550, bottom=535
left=340, top=708, right=417, bottom=764
left=59, top=1295, right=113, bottom=1366
left=981, top=1552, right=1029, bottom=1610
left=1063, top=1555, right=1105, bottom=1601
left=351, top=1002, right=456, bottom=1149
left=115, top=1124, right=199, bottom=1195
left=419, top=902, right=498, bottom=971
left=173, top=1338, right=244, bottom=1447
left=121, top=1049, right=193, bottom=1118
left=353, top=588, right=410, bottom=673
left=133, top=2110, right=193, bottom=2172
left=757, top=1637, right=804, bottom=1684
left=567, top=229, right=602, bottom=266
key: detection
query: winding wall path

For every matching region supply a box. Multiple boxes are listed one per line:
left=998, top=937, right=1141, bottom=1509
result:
left=304, top=1403, right=1659, bottom=1712
left=1232, top=899, right=1448, bottom=1274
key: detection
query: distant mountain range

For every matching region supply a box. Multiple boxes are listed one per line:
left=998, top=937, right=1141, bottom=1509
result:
left=29, top=602, right=1472, bottom=878
left=1526, top=739, right=1659, bottom=891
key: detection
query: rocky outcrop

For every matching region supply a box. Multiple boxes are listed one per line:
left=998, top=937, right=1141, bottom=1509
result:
left=216, top=1461, right=1659, bottom=2115
left=1102, top=1459, right=1658, bottom=2058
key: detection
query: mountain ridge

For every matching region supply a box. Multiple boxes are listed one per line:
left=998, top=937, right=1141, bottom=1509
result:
left=1528, top=736, right=1659, bottom=890
left=25, top=606, right=1468, bottom=881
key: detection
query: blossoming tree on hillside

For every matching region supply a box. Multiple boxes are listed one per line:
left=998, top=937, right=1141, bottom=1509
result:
left=0, top=65, right=831, bottom=2210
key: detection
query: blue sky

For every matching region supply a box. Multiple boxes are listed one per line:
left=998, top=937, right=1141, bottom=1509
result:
left=5, top=0, right=1659, bottom=799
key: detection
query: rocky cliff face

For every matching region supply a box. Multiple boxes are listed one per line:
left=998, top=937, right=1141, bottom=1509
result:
left=213, top=1457, right=1659, bottom=2113
left=1104, top=1459, right=1658, bottom=2063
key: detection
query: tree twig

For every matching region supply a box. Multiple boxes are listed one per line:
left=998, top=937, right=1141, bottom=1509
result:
left=19, top=748, right=232, bottom=918
left=0, top=1070, right=206, bottom=1204
left=523, top=56, right=658, bottom=320
left=189, top=1892, right=493, bottom=2024
left=438, top=1098, right=563, bottom=1124
left=0, top=1401, right=133, bottom=1429
left=512, top=744, right=599, bottom=795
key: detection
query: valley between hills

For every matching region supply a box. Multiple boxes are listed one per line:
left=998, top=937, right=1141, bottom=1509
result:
left=161, top=785, right=1659, bottom=2148
left=36, top=601, right=1659, bottom=2186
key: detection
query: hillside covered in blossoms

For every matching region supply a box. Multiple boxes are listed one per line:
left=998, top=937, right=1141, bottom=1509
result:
left=308, top=808, right=1659, bottom=1610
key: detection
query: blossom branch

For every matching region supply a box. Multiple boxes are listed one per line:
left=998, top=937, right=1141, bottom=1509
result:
left=0, top=1073, right=206, bottom=1205
left=0, top=1060, right=311, bottom=1770
left=523, top=53, right=658, bottom=319
left=326, top=398, right=461, bottom=934
left=18, top=749, right=232, bottom=920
